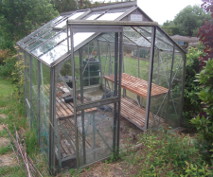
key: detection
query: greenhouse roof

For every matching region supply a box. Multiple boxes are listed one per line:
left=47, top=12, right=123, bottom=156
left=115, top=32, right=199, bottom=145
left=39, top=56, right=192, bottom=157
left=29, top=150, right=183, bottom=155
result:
left=17, top=1, right=185, bottom=67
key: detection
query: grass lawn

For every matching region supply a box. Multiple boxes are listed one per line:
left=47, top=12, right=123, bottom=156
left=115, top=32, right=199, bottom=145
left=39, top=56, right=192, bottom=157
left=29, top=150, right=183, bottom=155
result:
left=0, top=77, right=27, bottom=176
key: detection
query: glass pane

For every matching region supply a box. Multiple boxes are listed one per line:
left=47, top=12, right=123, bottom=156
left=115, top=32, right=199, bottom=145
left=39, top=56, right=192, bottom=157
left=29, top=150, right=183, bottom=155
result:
left=40, top=41, right=67, bottom=65
left=73, top=33, right=94, bottom=47
left=97, top=12, right=124, bottom=21
left=32, top=31, right=67, bottom=57
left=55, top=12, right=85, bottom=29
left=74, top=33, right=120, bottom=104
left=40, top=63, right=50, bottom=155
left=31, top=58, right=39, bottom=131
left=78, top=104, right=114, bottom=166
left=68, top=12, right=84, bottom=20
left=86, top=13, right=101, bottom=20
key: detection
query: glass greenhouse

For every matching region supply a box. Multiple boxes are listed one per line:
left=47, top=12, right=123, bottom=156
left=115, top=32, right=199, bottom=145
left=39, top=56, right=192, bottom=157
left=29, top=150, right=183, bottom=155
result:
left=17, top=1, right=186, bottom=174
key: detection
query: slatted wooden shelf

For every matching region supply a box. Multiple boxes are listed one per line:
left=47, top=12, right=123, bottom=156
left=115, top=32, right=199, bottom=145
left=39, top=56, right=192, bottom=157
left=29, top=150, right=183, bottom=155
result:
left=104, top=73, right=169, bottom=97
left=58, top=118, right=91, bottom=159
left=120, top=97, right=164, bottom=130
left=56, top=97, right=96, bottom=120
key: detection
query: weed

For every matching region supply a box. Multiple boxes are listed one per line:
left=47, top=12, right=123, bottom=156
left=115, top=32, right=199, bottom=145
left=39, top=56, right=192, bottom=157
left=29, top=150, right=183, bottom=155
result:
left=0, top=166, right=26, bottom=177
left=25, top=129, right=38, bottom=156
left=121, top=130, right=210, bottom=176
left=0, top=145, right=12, bottom=155
left=69, top=168, right=82, bottom=177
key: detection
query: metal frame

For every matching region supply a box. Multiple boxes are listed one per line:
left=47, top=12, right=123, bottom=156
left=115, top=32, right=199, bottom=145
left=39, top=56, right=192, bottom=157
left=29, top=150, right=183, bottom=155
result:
left=144, top=26, right=156, bottom=130
left=18, top=2, right=187, bottom=174
left=68, top=23, right=123, bottom=168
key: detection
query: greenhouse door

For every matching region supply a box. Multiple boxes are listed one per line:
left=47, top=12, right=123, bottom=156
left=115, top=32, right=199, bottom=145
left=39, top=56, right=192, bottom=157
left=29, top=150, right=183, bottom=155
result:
left=69, top=24, right=123, bottom=167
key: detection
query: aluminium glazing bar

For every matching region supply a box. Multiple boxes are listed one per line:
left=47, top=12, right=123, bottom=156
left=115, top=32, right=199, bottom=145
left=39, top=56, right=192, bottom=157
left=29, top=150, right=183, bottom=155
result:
left=144, top=26, right=156, bottom=130
left=49, top=66, right=56, bottom=175
left=70, top=26, right=80, bottom=168
left=29, top=55, right=33, bottom=127
left=37, top=61, right=41, bottom=146
left=116, top=31, right=123, bottom=154
left=113, top=33, right=119, bottom=155
left=79, top=48, right=86, bottom=164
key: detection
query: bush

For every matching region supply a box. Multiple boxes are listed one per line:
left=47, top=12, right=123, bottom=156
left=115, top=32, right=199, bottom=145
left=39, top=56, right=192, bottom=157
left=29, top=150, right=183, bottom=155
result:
left=191, top=59, right=213, bottom=161
left=0, top=56, right=16, bottom=77
left=183, top=47, right=203, bottom=126
left=123, top=130, right=212, bottom=176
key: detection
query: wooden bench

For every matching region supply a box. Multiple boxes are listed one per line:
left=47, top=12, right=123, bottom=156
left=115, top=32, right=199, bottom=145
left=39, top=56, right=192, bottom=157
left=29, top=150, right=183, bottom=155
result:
left=56, top=97, right=96, bottom=120
left=104, top=73, right=168, bottom=97
left=121, top=97, right=163, bottom=130
left=104, top=73, right=168, bottom=129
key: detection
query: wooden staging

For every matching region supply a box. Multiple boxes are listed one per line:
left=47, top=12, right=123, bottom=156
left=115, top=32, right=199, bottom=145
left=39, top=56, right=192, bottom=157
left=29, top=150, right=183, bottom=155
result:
left=104, top=73, right=169, bottom=97
left=120, top=97, right=164, bottom=130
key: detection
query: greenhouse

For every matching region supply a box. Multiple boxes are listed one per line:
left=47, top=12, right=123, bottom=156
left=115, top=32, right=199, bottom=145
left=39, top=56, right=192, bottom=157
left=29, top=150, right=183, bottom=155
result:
left=17, top=1, right=186, bottom=174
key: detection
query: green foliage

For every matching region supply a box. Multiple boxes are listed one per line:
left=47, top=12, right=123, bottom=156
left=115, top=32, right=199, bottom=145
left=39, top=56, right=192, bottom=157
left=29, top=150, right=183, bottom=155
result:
left=0, top=15, right=13, bottom=49
left=0, top=56, right=16, bottom=77
left=0, top=145, right=12, bottom=155
left=11, top=56, right=25, bottom=99
left=25, top=129, right=38, bottom=156
left=191, top=59, right=213, bottom=159
left=69, top=168, right=82, bottom=177
left=0, top=166, right=26, bottom=177
left=183, top=47, right=203, bottom=125
left=123, top=130, right=211, bottom=176
left=51, top=0, right=77, bottom=12
left=181, top=161, right=212, bottom=177
left=0, top=0, right=58, bottom=49
left=162, top=5, right=210, bottom=36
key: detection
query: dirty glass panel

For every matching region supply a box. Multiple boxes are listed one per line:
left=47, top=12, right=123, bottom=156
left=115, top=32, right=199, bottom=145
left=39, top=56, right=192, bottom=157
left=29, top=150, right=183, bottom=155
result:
left=97, top=12, right=124, bottom=21
left=166, top=48, right=184, bottom=127
left=121, top=27, right=151, bottom=129
left=53, top=59, right=74, bottom=169
left=73, top=33, right=94, bottom=48
left=40, top=63, right=50, bottom=156
left=78, top=104, right=114, bottom=166
left=40, top=41, right=68, bottom=65
left=31, top=58, right=39, bottom=131
left=55, top=12, right=85, bottom=29
left=149, top=28, right=174, bottom=128
left=73, top=33, right=119, bottom=104
left=32, top=31, right=67, bottom=57
left=85, top=13, right=101, bottom=20
left=24, top=53, right=31, bottom=123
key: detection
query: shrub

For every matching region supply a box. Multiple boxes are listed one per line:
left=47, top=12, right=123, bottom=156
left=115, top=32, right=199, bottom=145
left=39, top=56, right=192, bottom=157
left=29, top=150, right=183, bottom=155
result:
left=191, top=59, right=213, bottom=161
left=123, top=130, right=211, bottom=176
left=183, top=47, right=203, bottom=126
left=0, top=56, right=16, bottom=77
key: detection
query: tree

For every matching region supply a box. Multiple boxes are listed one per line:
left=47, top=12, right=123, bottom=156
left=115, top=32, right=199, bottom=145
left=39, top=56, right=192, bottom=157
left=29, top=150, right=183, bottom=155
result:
left=0, top=0, right=58, bottom=48
left=162, top=5, right=210, bottom=36
left=198, top=0, right=213, bottom=63
left=51, top=0, right=78, bottom=13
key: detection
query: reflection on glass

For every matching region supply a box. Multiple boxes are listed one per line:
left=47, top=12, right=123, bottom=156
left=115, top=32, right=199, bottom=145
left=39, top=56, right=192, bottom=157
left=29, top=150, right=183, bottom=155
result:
left=54, top=12, right=85, bottom=29
left=40, top=41, right=67, bottom=65
left=86, top=13, right=101, bottom=20
left=68, top=12, right=84, bottom=20
left=73, top=33, right=94, bottom=47
left=97, top=12, right=124, bottom=21
left=32, top=32, right=67, bottom=57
